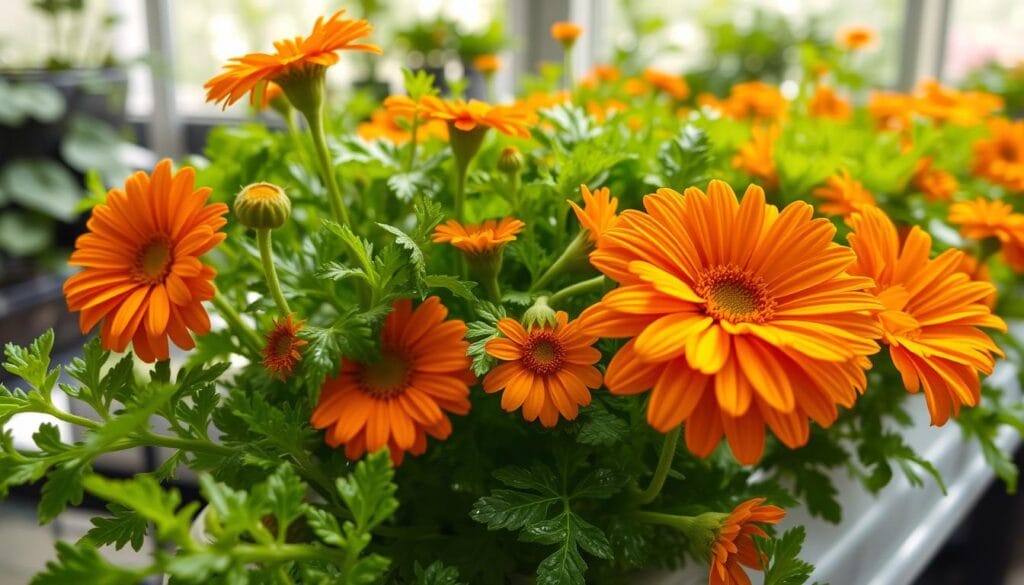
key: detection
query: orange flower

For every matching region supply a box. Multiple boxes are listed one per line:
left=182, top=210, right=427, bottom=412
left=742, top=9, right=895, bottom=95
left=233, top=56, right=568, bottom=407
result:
left=912, top=157, right=958, bottom=202
left=586, top=64, right=621, bottom=83
left=204, top=10, right=381, bottom=109
left=63, top=160, right=228, bottom=362
left=586, top=98, right=629, bottom=122
left=260, top=82, right=286, bottom=110
left=836, top=25, right=878, bottom=50
left=972, top=118, right=1024, bottom=192
left=958, top=253, right=998, bottom=309
left=848, top=206, right=1005, bottom=425
left=732, top=125, right=779, bottom=188
left=310, top=297, right=474, bottom=465
left=483, top=312, right=602, bottom=426
left=813, top=170, right=877, bottom=217
left=914, top=79, right=1003, bottom=126
left=868, top=91, right=916, bottom=132
left=420, top=96, right=531, bottom=138
left=710, top=498, right=786, bottom=585
left=643, top=68, right=690, bottom=101
left=263, top=314, right=307, bottom=380
left=624, top=78, right=650, bottom=97
left=550, top=21, right=582, bottom=45
left=948, top=198, right=1024, bottom=271
left=432, top=218, right=525, bottom=257
left=809, top=84, right=851, bottom=120
left=473, top=54, right=501, bottom=74
left=568, top=185, right=619, bottom=245
left=357, top=109, right=413, bottom=144
left=580, top=181, right=882, bottom=464
left=720, top=81, right=787, bottom=121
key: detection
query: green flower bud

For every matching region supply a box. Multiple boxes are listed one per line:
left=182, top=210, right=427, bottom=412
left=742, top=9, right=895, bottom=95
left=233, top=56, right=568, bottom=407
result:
left=497, top=146, right=524, bottom=175
left=234, top=182, right=292, bottom=230
left=522, top=296, right=558, bottom=330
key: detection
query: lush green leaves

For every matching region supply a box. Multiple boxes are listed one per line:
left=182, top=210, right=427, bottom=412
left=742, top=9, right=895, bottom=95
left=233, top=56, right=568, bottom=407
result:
left=759, top=527, right=816, bottom=585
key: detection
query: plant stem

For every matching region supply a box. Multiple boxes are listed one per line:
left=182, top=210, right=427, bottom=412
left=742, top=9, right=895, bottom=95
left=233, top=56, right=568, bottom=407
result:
left=405, top=116, right=420, bottom=172
left=634, top=510, right=697, bottom=531
left=304, top=103, right=349, bottom=227
left=635, top=426, right=681, bottom=505
left=454, top=160, right=468, bottom=223
left=43, top=403, right=100, bottom=430
left=137, top=431, right=233, bottom=456
left=211, top=291, right=264, bottom=355
left=530, top=232, right=587, bottom=293
left=257, top=229, right=291, bottom=315
left=233, top=543, right=345, bottom=565
left=548, top=275, right=605, bottom=306
left=483, top=272, right=502, bottom=304
left=563, top=46, right=575, bottom=91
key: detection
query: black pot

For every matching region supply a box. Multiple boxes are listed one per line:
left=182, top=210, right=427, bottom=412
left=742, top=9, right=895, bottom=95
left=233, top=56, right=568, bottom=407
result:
left=462, top=61, right=487, bottom=101
left=0, top=270, right=82, bottom=352
left=0, top=67, right=129, bottom=164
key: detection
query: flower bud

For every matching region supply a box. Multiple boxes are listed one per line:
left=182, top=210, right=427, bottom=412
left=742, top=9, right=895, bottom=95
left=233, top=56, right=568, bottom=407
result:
left=497, top=146, right=524, bottom=176
left=522, top=296, right=558, bottom=330
left=234, top=182, right=292, bottom=230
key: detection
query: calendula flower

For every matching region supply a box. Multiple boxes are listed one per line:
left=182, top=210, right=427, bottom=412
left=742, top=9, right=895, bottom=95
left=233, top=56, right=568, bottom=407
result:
left=643, top=68, right=690, bottom=101
left=262, top=314, right=307, bottom=380
left=720, top=81, right=788, bottom=121
left=311, top=297, right=474, bottom=465
left=848, top=206, right=1005, bottom=425
left=204, top=10, right=382, bottom=109
left=568, top=185, right=619, bottom=246
left=63, top=160, right=228, bottom=363
left=432, top=218, right=525, bottom=257
left=948, top=198, right=1024, bottom=272
left=809, top=84, right=852, bottom=120
left=583, top=64, right=621, bottom=85
left=580, top=181, right=882, bottom=464
left=420, top=96, right=531, bottom=138
left=868, top=91, right=916, bottom=132
left=958, top=253, right=998, bottom=309
left=912, top=157, right=958, bottom=202
left=483, top=312, right=602, bottom=427
left=709, top=499, right=786, bottom=585
left=550, top=21, right=582, bottom=45
left=813, top=170, right=877, bottom=217
left=473, top=54, right=501, bottom=74
left=914, top=80, right=1003, bottom=127
left=972, top=118, right=1024, bottom=192
left=732, top=125, right=779, bottom=188
left=836, top=25, right=878, bottom=50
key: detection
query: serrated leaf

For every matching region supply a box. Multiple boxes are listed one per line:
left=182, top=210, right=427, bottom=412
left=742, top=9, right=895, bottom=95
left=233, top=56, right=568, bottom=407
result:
left=81, top=504, right=148, bottom=552
left=266, top=464, right=306, bottom=532
left=3, top=329, right=56, bottom=390
left=83, top=474, right=196, bottom=544
left=470, top=489, right=558, bottom=531
left=414, top=561, right=465, bottom=585
left=576, top=403, right=629, bottom=446
left=759, top=527, right=815, bottom=585
left=536, top=540, right=586, bottom=585
left=424, top=274, right=478, bottom=301
left=31, top=541, right=138, bottom=585
left=39, top=461, right=86, bottom=524
left=336, top=450, right=399, bottom=532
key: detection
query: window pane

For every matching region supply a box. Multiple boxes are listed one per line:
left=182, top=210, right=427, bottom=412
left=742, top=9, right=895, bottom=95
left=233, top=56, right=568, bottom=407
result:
left=944, top=0, right=1024, bottom=82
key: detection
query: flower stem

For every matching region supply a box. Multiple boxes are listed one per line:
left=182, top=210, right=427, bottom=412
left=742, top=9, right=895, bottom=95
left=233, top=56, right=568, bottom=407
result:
left=454, top=160, right=469, bottom=223
left=483, top=272, right=502, bottom=304
left=635, top=426, right=681, bottom=505
left=530, top=232, right=588, bottom=293
left=137, top=431, right=233, bottom=456
left=548, top=275, right=605, bottom=307
left=563, top=46, right=575, bottom=91
left=304, top=103, right=349, bottom=227
left=257, top=229, right=291, bottom=315
left=211, top=290, right=263, bottom=355
left=634, top=510, right=697, bottom=531
left=405, top=116, right=420, bottom=172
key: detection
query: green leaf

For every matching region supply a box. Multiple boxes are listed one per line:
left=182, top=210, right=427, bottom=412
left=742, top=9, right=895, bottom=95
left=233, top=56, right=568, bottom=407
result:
left=0, top=211, right=52, bottom=256
left=536, top=539, right=586, bottom=585
left=32, top=422, right=69, bottom=454
left=0, top=450, right=50, bottom=497
left=266, top=464, right=306, bottom=532
left=39, top=461, right=86, bottom=525
left=61, top=115, right=129, bottom=181
left=0, top=159, right=81, bottom=222
left=759, top=527, right=815, bottom=585
left=336, top=449, right=399, bottom=532
left=378, top=222, right=426, bottom=274
left=347, top=554, right=391, bottom=585
left=165, top=552, right=232, bottom=581
left=414, top=561, right=465, bottom=585
left=11, top=82, right=65, bottom=123
left=424, top=274, right=478, bottom=301
left=306, top=507, right=345, bottom=547
left=471, top=489, right=558, bottom=531
left=83, top=474, right=196, bottom=544
left=576, top=401, right=629, bottom=446
left=3, top=329, right=56, bottom=390
left=31, top=541, right=138, bottom=585
left=81, top=503, right=148, bottom=552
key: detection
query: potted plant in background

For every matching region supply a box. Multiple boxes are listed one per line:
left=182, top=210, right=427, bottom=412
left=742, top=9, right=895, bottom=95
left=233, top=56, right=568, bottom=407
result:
left=455, top=20, right=510, bottom=100
left=396, top=16, right=456, bottom=94
left=0, top=0, right=132, bottom=350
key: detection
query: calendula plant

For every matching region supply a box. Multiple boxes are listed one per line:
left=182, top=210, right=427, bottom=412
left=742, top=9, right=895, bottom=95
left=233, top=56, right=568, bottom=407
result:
left=3, top=9, right=1024, bottom=585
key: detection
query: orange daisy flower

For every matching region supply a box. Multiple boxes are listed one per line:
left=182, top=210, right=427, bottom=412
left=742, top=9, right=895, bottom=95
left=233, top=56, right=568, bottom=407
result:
left=262, top=314, right=307, bottom=380
left=958, top=253, right=998, bottom=309
left=643, top=68, right=690, bottom=101
left=63, top=160, right=228, bottom=363
left=732, top=125, right=779, bottom=188
left=948, top=198, right=1024, bottom=272
left=310, top=297, right=474, bottom=465
left=836, top=25, right=878, bottom=51
left=721, top=81, right=788, bottom=121
left=432, top=218, right=525, bottom=257
left=580, top=181, right=882, bottom=464
left=260, top=82, right=287, bottom=110
left=568, top=185, right=619, bottom=246
left=848, top=206, right=1005, bottom=425
left=420, top=96, right=531, bottom=138
left=868, top=91, right=916, bottom=132
left=808, top=84, right=852, bottom=120
left=473, top=54, right=501, bottom=74
left=972, top=118, right=1024, bottom=192
left=587, top=64, right=621, bottom=83
left=550, top=22, right=583, bottom=45
left=483, top=312, right=602, bottom=427
left=813, top=170, right=877, bottom=217
left=709, top=498, right=786, bottom=585
left=912, top=157, right=958, bottom=202
left=914, top=80, right=1003, bottom=127
left=204, top=10, right=382, bottom=109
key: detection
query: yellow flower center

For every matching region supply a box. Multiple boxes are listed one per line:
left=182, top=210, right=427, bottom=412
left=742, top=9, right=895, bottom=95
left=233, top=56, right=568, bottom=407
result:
left=134, top=237, right=173, bottom=284
left=697, top=265, right=776, bottom=324
left=243, top=184, right=283, bottom=201
left=522, top=332, right=565, bottom=375
left=359, top=350, right=411, bottom=398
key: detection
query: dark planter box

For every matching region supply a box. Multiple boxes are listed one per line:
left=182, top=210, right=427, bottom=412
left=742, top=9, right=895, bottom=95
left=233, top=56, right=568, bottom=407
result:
left=0, top=270, right=81, bottom=352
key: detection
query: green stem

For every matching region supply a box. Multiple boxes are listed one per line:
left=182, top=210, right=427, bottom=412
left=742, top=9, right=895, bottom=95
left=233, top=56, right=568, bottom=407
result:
left=563, top=46, right=575, bottom=91
left=405, top=116, right=420, bottom=172
left=137, top=431, right=234, bottom=456
left=634, top=510, right=697, bottom=531
left=257, top=229, right=291, bottom=315
left=634, top=426, right=681, bottom=505
left=548, top=275, right=605, bottom=307
left=43, top=403, right=100, bottom=430
left=211, top=291, right=263, bottom=355
left=483, top=272, right=502, bottom=304
left=304, top=103, right=349, bottom=227
left=285, top=111, right=317, bottom=174
left=454, top=161, right=468, bottom=223
left=233, top=543, right=345, bottom=565
left=530, top=232, right=588, bottom=293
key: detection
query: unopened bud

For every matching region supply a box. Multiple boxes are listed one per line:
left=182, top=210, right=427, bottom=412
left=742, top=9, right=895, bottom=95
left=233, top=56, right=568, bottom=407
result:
left=234, top=182, right=292, bottom=230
